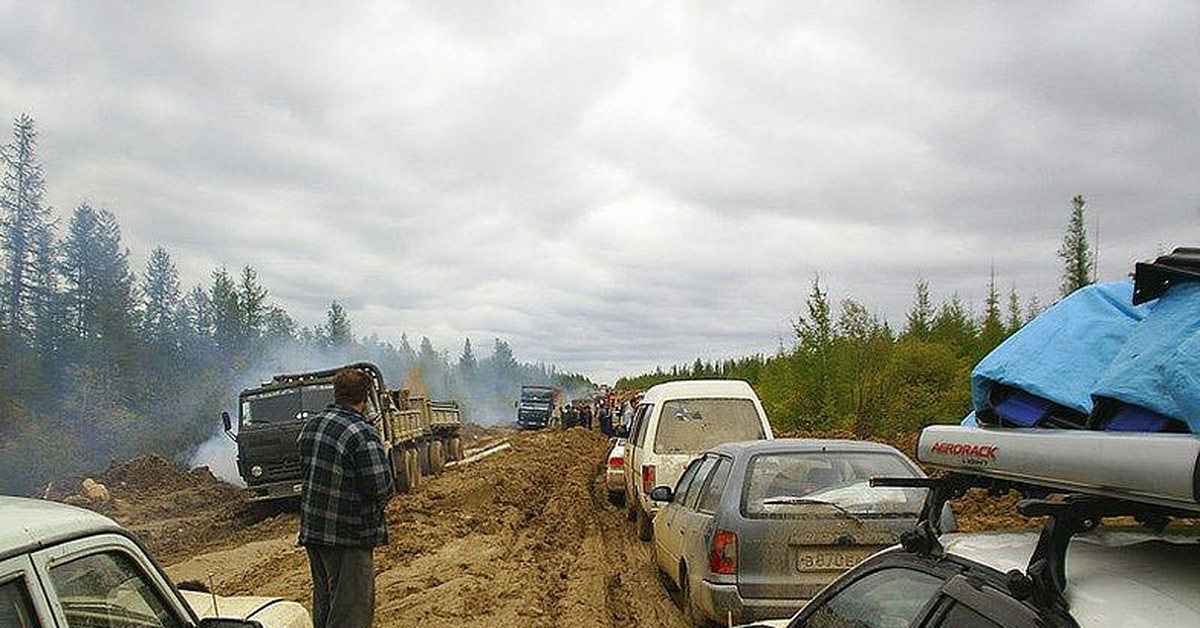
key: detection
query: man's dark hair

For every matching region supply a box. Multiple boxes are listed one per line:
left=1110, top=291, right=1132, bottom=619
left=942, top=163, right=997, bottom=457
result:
left=334, top=368, right=371, bottom=406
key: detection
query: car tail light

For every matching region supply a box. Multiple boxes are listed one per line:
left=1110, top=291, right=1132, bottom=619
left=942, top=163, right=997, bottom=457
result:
left=641, top=464, right=656, bottom=495
left=709, top=529, right=738, bottom=575
left=608, top=455, right=624, bottom=467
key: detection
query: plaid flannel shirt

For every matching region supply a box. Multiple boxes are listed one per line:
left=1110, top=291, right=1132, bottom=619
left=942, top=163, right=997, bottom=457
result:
left=298, top=402, right=393, bottom=548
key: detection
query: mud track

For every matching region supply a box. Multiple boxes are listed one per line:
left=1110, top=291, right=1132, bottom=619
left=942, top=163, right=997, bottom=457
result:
left=164, top=429, right=687, bottom=627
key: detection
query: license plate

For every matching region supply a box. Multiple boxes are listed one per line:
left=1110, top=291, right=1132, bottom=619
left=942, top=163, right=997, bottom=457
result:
left=795, top=549, right=870, bottom=572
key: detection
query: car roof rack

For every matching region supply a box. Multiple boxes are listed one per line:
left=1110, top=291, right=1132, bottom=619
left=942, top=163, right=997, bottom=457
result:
left=1133, top=246, right=1200, bottom=304
left=873, top=425, right=1200, bottom=617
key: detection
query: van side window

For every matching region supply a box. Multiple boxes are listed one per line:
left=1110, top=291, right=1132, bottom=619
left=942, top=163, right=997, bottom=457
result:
left=633, top=405, right=652, bottom=447
left=0, top=577, right=40, bottom=628
left=48, top=551, right=184, bottom=628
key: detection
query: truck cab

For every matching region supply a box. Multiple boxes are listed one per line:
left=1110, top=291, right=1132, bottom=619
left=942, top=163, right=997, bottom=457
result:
left=225, top=363, right=385, bottom=501
left=516, top=385, right=558, bottom=429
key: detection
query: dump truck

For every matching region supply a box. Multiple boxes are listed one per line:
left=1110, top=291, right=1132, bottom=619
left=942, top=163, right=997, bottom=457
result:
left=223, top=361, right=463, bottom=501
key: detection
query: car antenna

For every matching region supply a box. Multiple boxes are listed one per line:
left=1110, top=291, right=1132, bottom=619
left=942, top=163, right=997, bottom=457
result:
left=207, top=571, right=219, bottom=616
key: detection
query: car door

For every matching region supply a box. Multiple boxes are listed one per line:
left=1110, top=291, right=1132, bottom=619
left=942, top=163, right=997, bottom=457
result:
left=0, top=554, right=54, bottom=627
left=673, top=456, right=717, bottom=565
left=656, top=457, right=704, bottom=585
left=31, top=533, right=197, bottom=628
left=682, top=455, right=734, bottom=578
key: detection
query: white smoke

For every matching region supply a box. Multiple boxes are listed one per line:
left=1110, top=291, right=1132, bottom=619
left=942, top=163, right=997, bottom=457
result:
left=188, top=421, right=244, bottom=487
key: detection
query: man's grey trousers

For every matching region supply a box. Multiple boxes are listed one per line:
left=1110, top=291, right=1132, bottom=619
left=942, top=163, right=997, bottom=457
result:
left=305, top=545, right=374, bottom=628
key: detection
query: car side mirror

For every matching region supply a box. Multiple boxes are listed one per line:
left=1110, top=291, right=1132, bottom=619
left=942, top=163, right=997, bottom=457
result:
left=197, top=618, right=264, bottom=628
left=613, top=425, right=629, bottom=439
left=649, top=486, right=673, bottom=502
left=221, top=411, right=232, bottom=433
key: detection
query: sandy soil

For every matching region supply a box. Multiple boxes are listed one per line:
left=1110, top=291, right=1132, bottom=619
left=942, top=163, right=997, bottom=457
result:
left=157, top=428, right=687, bottom=627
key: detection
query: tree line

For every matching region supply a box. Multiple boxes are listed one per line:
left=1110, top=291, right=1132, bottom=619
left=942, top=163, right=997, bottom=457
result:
left=618, top=198, right=1098, bottom=438
left=0, top=114, right=589, bottom=494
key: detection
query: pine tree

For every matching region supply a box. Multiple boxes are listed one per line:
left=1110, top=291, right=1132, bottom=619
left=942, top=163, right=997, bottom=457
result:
left=209, top=267, right=241, bottom=358
left=1, top=114, right=55, bottom=339
left=794, top=274, right=833, bottom=355
left=1058, top=195, right=1093, bottom=297
left=238, top=266, right=267, bottom=342
left=457, top=338, right=477, bottom=378
left=1005, top=286, right=1023, bottom=334
left=60, top=204, right=135, bottom=349
left=904, top=278, right=933, bottom=339
left=140, top=247, right=180, bottom=346
left=980, top=268, right=1005, bottom=350
left=325, top=301, right=352, bottom=347
left=263, top=305, right=295, bottom=342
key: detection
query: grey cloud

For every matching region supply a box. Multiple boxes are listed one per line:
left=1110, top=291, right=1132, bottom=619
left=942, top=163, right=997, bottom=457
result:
left=2, top=1, right=1198, bottom=382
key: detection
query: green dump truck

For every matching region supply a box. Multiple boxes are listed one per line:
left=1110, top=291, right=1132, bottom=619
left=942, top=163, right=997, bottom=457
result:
left=223, top=361, right=463, bottom=501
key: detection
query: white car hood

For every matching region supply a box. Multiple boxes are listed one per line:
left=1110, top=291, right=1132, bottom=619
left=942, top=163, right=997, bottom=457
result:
left=179, top=589, right=311, bottom=628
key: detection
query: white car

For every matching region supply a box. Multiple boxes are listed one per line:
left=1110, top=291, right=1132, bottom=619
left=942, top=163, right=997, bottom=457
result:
left=746, top=529, right=1200, bottom=628
left=606, top=438, right=626, bottom=504
left=0, top=496, right=310, bottom=628
left=619, top=380, right=773, bottom=541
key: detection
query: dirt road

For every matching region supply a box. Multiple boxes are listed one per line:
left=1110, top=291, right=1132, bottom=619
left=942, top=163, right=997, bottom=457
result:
left=159, top=428, right=687, bottom=627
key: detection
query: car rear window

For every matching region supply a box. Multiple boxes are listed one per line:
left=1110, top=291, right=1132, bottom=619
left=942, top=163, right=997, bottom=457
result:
left=652, top=398, right=764, bottom=454
left=743, top=451, right=925, bottom=519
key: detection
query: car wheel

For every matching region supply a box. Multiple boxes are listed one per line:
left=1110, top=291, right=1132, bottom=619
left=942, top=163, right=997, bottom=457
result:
left=608, top=489, right=625, bottom=507
left=390, top=449, right=411, bottom=493
left=636, top=506, right=653, bottom=542
left=680, top=567, right=712, bottom=628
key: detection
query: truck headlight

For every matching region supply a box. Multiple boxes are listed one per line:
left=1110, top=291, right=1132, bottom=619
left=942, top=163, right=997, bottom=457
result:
left=251, top=465, right=263, bottom=478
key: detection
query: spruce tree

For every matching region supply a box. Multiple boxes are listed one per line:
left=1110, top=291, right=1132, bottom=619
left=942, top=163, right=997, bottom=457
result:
left=1, top=114, right=54, bottom=339
left=325, top=301, right=352, bottom=347
left=1058, top=195, right=1093, bottom=297
left=904, top=278, right=933, bottom=339
left=140, top=247, right=181, bottom=346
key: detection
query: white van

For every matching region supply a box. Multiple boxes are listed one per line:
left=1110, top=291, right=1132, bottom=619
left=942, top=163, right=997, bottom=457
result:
left=620, top=380, right=773, bottom=541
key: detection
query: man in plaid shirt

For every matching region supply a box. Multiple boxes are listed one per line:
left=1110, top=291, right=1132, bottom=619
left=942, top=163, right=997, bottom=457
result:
left=298, top=367, right=393, bottom=628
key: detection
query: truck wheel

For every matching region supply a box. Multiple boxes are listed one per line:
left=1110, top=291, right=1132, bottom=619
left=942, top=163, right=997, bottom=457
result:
left=449, top=436, right=463, bottom=461
left=407, top=447, right=422, bottom=490
left=431, top=440, right=445, bottom=474
left=390, top=450, right=411, bottom=493
left=419, top=441, right=432, bottom=475
left=637, top=506, right=654, bottom=542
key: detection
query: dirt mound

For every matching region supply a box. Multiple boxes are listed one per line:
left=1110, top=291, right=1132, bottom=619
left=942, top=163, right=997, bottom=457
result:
left=43, top=453, right=293, bottom=565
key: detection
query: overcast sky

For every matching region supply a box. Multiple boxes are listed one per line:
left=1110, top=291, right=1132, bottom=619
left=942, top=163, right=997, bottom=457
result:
left=1, top=2, right=1197, bottom=382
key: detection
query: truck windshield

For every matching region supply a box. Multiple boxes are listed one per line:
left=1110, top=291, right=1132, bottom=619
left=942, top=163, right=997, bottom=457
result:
left=522, top=389, right=553, bottom=403
left=241, top=383, right=335, bottom=426
left=652, top=398, right=765, bottom=454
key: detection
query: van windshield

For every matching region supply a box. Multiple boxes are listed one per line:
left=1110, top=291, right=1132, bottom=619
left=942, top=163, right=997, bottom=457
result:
left=652, top=398, right=765, bottom=454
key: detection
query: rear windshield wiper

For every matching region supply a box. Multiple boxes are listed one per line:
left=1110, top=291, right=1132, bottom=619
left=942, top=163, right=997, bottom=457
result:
left=759, top=496, right=857, bottom=518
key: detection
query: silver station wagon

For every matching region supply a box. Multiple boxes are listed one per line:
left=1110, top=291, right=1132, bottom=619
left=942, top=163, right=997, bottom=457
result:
left=650, top=439, right=951, bottom=626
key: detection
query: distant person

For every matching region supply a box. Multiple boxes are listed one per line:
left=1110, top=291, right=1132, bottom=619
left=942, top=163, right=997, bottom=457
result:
left=298, top=368, right=394, bottom=628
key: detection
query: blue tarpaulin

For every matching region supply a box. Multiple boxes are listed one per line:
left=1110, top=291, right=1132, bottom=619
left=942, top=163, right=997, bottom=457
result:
left=1092, top=282, right=1200, bottom=433
left=970, top=282, right=1152, bottom=417
left=964, top=279, right=1200, bottom=434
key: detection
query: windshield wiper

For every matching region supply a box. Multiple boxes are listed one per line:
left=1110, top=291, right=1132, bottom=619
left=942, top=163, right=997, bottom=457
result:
left=760, top=496, right=858, bottom=519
